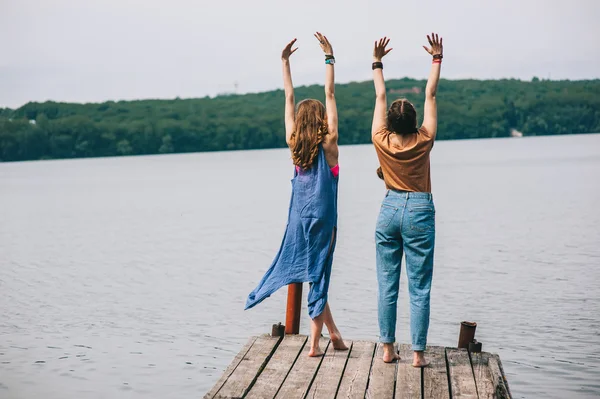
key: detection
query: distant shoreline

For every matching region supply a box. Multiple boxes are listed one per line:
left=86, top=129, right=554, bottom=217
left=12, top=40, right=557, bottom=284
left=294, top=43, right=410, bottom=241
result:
left=1, top=78, right=598, bottom=162
left=2, top=77, right=599, bottom=111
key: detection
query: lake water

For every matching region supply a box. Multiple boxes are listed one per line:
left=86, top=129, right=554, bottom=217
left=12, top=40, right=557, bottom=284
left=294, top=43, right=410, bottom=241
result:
left=1, top=134, right=599, bottom=398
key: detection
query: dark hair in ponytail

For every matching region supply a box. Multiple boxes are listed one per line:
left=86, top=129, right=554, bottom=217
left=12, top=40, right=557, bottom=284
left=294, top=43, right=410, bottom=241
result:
left=387, top=98, right=418, bottom=135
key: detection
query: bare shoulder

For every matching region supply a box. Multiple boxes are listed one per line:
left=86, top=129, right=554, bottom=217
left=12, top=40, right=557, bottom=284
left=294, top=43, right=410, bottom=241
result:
left=322, top=136, right=339, bottom=167
left=322, top=134, right=338, bottom=151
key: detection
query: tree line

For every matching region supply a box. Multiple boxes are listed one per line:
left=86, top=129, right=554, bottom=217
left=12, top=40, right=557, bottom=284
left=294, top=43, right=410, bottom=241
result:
left=1, top=78, right=598, bottom=162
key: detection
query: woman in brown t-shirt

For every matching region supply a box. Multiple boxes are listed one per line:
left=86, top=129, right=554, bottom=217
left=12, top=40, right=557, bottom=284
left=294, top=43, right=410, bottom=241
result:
left=371, top=34, right=443, bottom=366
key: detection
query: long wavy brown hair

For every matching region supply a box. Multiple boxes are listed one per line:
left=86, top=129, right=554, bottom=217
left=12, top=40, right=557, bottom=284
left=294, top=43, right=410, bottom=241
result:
left=290, top=99, right=328, bottom=170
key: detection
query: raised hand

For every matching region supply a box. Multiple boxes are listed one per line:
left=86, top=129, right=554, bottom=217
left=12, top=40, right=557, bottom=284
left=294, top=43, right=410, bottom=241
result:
left=423, top=33, right=443, bottom=57
left=282, top=38, right=298, bottom=61
left=373, top=37, right=392, bottom=62
left=314, top=32, right=333, bottom=56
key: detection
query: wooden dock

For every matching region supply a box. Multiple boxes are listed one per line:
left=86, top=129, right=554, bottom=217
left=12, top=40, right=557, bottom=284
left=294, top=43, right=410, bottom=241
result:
left=204, top=334, right=511, bottom=399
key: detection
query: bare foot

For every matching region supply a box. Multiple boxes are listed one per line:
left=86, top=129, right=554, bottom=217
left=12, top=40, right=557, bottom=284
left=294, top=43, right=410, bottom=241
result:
left=308, top=346, right=324, bottom=357
left=412, top=351, right=430, bottom=368
left=330, top=331, right=348, bottom=350
left=382, top=344, right=400, bottom=363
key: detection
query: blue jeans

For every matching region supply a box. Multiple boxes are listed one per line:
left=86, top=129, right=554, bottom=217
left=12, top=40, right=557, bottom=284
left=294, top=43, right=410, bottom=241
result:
left=375, top=189, right=435, bottom=351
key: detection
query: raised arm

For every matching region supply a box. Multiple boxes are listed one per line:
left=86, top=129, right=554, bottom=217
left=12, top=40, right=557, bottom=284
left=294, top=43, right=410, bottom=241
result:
left=421, top=33, right=443, bottom=138
left=372, top=38, right=392, bottom=137
left=315, top=32, right=338, bottom=143
left=282, top=39, right=298, bottom=145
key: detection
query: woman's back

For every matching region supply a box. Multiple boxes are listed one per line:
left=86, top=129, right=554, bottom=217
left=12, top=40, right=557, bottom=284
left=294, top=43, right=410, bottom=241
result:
left=372, top=126, right=434, bottom=192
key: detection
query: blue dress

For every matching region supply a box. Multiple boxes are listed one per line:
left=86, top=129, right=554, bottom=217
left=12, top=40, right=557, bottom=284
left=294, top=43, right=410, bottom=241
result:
left=245, top=145, right=338, bottom=319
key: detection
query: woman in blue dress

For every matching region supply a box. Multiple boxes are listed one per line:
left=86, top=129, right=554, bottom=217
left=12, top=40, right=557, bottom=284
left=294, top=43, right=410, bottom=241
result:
left=245, top=33, right=347, bottom=357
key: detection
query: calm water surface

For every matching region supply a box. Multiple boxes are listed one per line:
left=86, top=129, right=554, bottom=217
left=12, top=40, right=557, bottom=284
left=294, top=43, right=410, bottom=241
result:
left=1, top=134, right=599, bottom=398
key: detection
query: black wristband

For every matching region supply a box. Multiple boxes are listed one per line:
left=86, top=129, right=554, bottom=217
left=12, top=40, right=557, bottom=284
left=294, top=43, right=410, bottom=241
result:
left=432, top=54, right=443, bottom=60
left=325, top=54, right=335, bottom=60
left=372, top=62, right=383, bottom=70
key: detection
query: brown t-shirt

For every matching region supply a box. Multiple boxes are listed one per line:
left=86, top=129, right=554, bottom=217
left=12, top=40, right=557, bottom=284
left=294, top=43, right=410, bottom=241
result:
left=372, top=126, right=434, bottom=193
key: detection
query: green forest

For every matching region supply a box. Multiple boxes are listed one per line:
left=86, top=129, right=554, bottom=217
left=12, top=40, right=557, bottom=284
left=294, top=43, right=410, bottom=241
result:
left=1, top=78, right=598, bottom=162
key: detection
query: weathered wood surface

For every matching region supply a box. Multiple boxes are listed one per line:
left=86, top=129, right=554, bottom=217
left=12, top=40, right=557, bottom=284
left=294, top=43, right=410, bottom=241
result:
left=395, top=344, right=421, bottom=399
left=245, top=335, right=307, bottom=399
left=274, top=337, right=329, bottom=399
left=206, top=335, right=512, bottom=399
left=212, top=334, right=281, bottom=399
left=306, top=340, right=352, bottom=398
left=423, top=346, right=450, bottom=399
left=203, top=336, right=257, bottom=399
left=446, top=348, right=478, bottom=399
left=470, top=352, right=495, bottom=399
left=336, top=341, right=375, bottom=399
left=488, top=354, right=512, bottom=399
left=366, top=343, right=397, bottom=399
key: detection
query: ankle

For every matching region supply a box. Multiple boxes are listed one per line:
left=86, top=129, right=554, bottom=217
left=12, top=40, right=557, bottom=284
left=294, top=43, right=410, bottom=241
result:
left=383, top=343, right=395, bottom=351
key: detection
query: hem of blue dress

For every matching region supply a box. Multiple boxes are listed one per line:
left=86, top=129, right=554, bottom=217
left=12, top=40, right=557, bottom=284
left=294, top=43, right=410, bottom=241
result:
left=307, top=295, right=327, bottom=319
left=245, top=281, right=328, bottom=321
left=244, top=279, right=307, bottom=311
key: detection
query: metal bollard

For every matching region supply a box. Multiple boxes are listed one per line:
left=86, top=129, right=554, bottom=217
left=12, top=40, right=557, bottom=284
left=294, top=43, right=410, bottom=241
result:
left=469, top=339, right=482, bottom=353
left=271, top=322, right=285, bottom=337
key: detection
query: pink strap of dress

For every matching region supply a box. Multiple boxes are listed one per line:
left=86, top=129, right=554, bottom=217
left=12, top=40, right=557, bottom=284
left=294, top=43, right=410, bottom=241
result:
left=296, top=164, right=339, bottom=177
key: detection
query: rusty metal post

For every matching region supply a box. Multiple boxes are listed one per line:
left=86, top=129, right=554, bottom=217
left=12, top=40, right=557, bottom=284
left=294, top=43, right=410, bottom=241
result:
left=458, top=321, right=477, bottom=349
left=285, top=283, right=302, bottom=334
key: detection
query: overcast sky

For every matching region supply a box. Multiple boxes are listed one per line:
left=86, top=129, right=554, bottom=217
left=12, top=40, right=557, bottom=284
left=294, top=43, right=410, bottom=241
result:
left=1, top=0, right=598, bottom=108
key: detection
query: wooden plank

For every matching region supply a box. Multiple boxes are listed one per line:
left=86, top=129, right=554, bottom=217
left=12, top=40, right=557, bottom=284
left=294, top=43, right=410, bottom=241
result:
left=422, top=346, right=450, bottom=399
left=366, top=343, right=397, bottom=399
left=245, top=335, right=308, bottom=399
left=275, top=337, right=330, bottom=399
left=213, top=334, right=282, bottom=399
left=336, top=341, right=376, bottom=399
left=395, top=344, right=421, bottom=399
left=305, top=340, right=352, bottom=398
left=207, top=336, right=512, bottom=399
left=488, top=354, right=512, bottom=399
left=204, top=336, right=257, bottom=399
left=470, top=352, right=495, bottom=399
left=446, top=348, right=478, bottom=399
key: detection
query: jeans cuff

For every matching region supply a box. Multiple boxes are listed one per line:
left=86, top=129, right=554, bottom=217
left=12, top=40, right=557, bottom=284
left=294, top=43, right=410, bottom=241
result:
left=412, top=344, right=426, bottom=351
left=380, top=336, right=395, bottom=344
